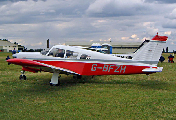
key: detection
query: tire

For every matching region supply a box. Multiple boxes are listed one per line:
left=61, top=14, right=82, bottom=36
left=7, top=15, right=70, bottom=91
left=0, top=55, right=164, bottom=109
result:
left=19, top=75, right=26, bottom=80
left=77, top=75, right=82, bottom=79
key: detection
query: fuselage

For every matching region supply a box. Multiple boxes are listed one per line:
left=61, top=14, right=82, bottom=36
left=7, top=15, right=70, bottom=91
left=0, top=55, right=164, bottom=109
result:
left=9, top=45, right=161, bottom=76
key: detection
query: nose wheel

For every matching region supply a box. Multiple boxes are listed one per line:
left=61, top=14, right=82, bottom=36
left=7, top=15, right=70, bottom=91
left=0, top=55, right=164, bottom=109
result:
left=19, top=71, right=26, bottom=80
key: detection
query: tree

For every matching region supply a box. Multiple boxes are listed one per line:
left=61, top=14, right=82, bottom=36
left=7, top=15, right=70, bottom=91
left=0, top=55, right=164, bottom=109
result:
left=166, top=47, right=169, bottom=53
left=28, top=49, right=34, bottom=52
left=1, top=39, right=8, bottom=41
left=162, top=48, right=165, bottom=53
left=14, top=42, right=18, bottom=45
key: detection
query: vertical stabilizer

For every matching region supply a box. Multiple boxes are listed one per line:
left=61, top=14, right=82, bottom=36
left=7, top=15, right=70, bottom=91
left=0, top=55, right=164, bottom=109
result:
left=132, top=33, right=168, bottom=65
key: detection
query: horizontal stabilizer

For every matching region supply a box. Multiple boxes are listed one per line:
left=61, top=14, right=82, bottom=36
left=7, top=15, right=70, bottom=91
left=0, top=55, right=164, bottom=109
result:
left=142, top=67, right=163, bottom=73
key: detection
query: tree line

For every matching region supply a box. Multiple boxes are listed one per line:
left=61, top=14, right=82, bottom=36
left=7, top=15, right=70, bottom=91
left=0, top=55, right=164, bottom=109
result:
left=163, top=47, right=175, bottom=53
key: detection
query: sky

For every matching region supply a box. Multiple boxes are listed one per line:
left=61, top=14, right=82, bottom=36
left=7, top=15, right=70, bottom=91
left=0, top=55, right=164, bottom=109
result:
left=0, top=0, right=176, bottom=51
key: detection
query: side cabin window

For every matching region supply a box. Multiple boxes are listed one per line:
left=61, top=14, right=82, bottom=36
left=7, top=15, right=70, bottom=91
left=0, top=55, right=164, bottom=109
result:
left=66, top=50, right=78, bottom=58
left=80, top=54, right=88, bottom=59
left=80, top=54, right=91, bottom=59
left=66, top=50, right=73, bottom=58
left=55, top=49, right=65, bottom=58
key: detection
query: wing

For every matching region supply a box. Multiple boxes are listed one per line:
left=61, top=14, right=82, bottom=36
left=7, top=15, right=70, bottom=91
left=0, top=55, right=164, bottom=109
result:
left=6, top=58, right=80, bottom=75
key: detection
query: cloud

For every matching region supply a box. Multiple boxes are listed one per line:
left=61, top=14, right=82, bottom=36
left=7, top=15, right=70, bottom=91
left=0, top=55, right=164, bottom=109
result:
left=144, top=0, right=176, bottom=3
left=164, top=31, right=172, bottom=35
left=0, top=0, right=91, bottom=24
left=0, top=0, right=45, bottom=2
left=121, top=37, right=129, bottom=40
left=142, top=22, right=159, bottom=36
left=171, top=42, right=175, bottom=45
left=131, top=34, right=137, bottom=39
left=121, top=34, right=140, bottom=41
left=56, top=22, right=75, bottom=30
left=162, top=20, right=176, bottom=29
left=91, top=19, right=108, bottom=28
left=31, top=42, right=43, bottom=46
left=162, top=7, right=176, bottom=29
left=166, top=8, right=176, bottom=19
left=0, top=0, right=176, bottom=51
left=86, top=0, right=148, bottom=17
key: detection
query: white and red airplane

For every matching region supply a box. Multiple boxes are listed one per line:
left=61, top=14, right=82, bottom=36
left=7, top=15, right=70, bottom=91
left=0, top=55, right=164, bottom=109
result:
left=6, top=33, right=168, bottom=86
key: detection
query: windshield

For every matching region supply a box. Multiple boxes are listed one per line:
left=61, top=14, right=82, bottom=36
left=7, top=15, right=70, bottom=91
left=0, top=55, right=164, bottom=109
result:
left=41, top=50, right=49, bottom=55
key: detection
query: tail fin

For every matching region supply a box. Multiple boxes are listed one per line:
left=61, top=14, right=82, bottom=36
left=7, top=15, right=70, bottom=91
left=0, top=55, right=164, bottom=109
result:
left=132, top=33, right=168, bottom=66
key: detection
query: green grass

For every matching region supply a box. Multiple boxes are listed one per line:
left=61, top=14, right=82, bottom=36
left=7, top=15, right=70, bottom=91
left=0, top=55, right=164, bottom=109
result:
left=0, top=52, right=176, bottom=119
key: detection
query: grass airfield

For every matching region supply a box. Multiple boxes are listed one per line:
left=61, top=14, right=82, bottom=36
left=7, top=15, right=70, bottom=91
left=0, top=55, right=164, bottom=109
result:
left=0, top=52, right=176, bottom=119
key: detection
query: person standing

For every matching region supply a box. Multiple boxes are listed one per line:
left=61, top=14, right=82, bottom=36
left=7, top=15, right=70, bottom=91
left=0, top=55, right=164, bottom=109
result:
left=12, top=48, right=16, bottom=54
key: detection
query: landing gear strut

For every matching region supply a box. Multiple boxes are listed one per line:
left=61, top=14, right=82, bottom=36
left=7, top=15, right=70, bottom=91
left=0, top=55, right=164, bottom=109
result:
left=19, top=70, right=26, bottom=80
left=50, top=72, right=60, bottom=86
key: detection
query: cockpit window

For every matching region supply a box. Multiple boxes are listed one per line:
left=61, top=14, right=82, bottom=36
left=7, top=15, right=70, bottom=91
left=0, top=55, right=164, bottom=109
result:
left=48, top=48, right=65, bottom=58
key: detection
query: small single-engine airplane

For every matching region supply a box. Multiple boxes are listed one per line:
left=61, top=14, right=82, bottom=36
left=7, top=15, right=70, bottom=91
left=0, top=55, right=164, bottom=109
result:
left=6, top=33, right=168, bottom=86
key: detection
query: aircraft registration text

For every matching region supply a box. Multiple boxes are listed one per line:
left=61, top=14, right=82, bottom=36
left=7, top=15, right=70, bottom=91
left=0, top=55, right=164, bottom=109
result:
left=91, top=64, right=126, bottom=73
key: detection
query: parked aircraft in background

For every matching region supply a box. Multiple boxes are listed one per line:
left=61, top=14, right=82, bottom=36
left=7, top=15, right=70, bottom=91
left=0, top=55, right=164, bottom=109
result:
left=6, top=33, right=168, bottom=86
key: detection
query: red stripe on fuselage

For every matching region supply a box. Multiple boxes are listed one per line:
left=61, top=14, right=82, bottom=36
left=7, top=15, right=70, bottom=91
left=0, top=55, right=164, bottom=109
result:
left=36, top=60, right=150, bottom=75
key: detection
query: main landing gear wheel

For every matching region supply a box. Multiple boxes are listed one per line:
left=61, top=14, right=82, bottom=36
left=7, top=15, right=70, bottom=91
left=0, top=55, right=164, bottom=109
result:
left=73, top=75, right=82, bottom=79
left=19, top=75, right=26, bottom=80
left=50, top=80, right=60, bottom=86
left=19, top=71, right=26, bottom=80
left=73, top=75, right=84, bottom=84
